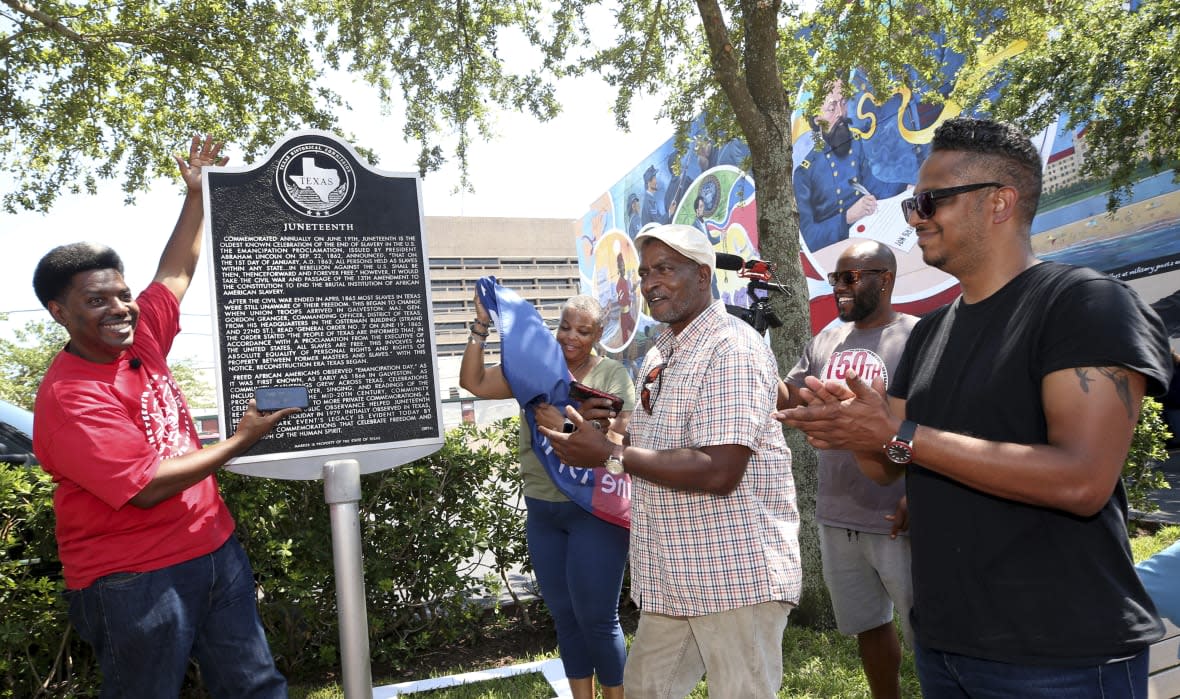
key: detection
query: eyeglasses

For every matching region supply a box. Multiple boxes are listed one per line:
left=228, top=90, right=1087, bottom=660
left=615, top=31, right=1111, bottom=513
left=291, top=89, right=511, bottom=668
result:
left=900, top=182, right=1005, bottom=220
left=827, top=269, right=888, bottom=286
left=640, top=363, right=665, bottom=414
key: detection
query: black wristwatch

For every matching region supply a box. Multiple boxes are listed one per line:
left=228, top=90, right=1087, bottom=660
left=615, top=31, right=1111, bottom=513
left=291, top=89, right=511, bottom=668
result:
left=884, top=420, right=917, bottom=465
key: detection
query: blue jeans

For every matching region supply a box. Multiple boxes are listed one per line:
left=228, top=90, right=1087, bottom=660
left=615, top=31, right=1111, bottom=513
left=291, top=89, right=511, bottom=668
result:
left=914, top=641, right=1149, bottom=698
left=526, top=497, right=630, bottom=686
left=66, top=534, right=286, bottom=698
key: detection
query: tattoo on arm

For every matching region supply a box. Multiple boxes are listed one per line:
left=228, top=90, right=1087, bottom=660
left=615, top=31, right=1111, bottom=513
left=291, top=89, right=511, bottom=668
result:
left=1074, top=367, right=1134, bottom=419
left=1097, top=368, right=1134, bottom=419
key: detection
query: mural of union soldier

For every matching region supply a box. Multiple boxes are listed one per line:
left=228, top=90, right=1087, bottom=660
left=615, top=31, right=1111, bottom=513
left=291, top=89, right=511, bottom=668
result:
left=795, top=81, right=907, bottom=251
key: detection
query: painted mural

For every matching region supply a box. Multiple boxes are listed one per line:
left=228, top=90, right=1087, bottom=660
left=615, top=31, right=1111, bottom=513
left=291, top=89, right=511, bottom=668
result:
left=577, top=39, right=1180, bottom=368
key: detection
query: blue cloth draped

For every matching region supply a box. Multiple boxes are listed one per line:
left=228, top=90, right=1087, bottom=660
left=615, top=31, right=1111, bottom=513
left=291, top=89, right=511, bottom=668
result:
left=476, top=277, right=630, bottom=528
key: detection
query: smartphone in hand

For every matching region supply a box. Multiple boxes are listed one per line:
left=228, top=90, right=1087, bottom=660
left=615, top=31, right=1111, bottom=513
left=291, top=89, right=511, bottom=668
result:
left=254, top=386, right=309, bottom=412
left=568, top=382, right=624, bottom=413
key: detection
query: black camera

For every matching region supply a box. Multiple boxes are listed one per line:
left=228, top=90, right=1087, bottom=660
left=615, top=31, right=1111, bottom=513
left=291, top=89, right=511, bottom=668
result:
left=716, top=253, right=786, bottom=334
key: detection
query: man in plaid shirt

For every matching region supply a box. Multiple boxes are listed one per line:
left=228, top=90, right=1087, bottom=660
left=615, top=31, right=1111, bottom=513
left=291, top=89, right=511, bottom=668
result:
left=544, top=224, right=801, bottom=698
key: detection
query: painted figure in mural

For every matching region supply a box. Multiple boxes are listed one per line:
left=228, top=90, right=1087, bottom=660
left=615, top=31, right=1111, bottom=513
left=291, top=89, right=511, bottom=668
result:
left=544, top=224, right=801, bottom=698
left=781, top=117, right=1171, bottom=698
left=641, top=165, right=667, bottom=227
left=461, top=293, right=635, bottom=699
left=716, top=137, right=751, bottom=170
left=794, top=80, right=907, bottom=252
left=627, top=193, right=642, bottom=237
left=778, top=240, right=916, bottom=699
left=664, top=152, right=690, bottom=218
left=695, top=136, right=718, bottom=175
left=615, top=252, right=635, bottom=344
left=31, top=137, right=292, bottom=698
left=692, top=195, right=710, bottom=239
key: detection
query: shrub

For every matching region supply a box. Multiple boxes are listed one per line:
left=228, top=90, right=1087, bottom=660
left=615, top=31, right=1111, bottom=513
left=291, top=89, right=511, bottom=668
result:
left=216, top=417, right=528, bottom=678
left=0, top=418, right=528, bottom=692
left=0, top=463, right=96, bottom=698
left=1126, top=397, right=1172, bottom=514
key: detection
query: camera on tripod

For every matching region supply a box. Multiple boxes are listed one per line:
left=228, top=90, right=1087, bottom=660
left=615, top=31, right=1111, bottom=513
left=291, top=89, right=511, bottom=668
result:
left=715, top=252, right=789, bottom=335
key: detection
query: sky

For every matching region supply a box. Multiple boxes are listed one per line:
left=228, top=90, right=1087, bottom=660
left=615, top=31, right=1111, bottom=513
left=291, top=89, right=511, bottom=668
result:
left=0, top=72, right=669, bottom=367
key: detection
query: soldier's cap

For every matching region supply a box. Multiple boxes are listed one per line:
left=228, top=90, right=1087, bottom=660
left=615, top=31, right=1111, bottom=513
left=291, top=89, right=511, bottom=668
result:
left=635, top=224, right=715, bottom=275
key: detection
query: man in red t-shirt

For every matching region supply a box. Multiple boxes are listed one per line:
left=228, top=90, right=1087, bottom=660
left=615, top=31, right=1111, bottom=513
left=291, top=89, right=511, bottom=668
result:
left=32, top=136, right=299, bottom=698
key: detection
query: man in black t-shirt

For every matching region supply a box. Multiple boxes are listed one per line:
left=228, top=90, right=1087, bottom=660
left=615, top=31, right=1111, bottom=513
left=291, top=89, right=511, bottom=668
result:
left=779, top=117, right=1171, bottom=698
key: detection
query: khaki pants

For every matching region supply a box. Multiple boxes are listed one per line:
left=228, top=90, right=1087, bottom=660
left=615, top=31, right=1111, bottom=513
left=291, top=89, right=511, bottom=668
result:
left=624, top=600, right=793, bottom=699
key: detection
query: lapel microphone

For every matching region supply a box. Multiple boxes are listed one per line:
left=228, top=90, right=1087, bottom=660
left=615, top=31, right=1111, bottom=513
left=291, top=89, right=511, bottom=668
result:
left=129, top=358, right=142, bottom=369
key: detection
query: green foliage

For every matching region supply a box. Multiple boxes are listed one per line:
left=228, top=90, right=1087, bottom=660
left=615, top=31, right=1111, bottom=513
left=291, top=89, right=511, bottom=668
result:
left=0, top=321, right=66, bottom=410
left=1131, top=525, right=1180, bottom=563
left=986, top=0, right=1180, bottom=210
left=1126, top=397, right=1172, bottom=514
left=1, top=0, right=337, bottom=213
left=2, top=0, right=574, bottom=212
left=0, top=462, right=96, bottom=698
left=0, top=418, right=528, bottom=691
left=168, top=356, right=214, bottom=409
left=221, top=417, right=528, bottom=678
left=311, top=0, right=566, bottom=189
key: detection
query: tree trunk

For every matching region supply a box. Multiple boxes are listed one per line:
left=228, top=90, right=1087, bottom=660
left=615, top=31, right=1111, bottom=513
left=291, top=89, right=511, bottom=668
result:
left=749, top=118, right=834, bottom=630
left=697, top=0, right=833, bottom=628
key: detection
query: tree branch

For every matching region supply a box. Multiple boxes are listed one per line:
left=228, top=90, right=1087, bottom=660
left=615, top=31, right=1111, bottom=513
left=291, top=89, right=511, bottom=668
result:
left=695, top=0, right=762, bottom=142
left=1, top=0, right=85, bottom=42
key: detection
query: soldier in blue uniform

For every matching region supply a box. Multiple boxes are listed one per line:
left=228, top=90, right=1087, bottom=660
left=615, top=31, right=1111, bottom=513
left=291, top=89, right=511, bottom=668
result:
left=641, top=165, right=667, bottom=226
left=795, top=82, right=907, bottom=251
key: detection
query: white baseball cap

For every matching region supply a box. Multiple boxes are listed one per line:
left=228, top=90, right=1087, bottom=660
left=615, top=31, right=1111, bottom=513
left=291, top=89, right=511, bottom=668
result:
left=634, top=223, right=715, bottom=274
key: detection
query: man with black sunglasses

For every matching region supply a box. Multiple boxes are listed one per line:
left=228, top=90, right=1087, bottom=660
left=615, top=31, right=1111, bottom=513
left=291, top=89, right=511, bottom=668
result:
left=781, top=117, right=1171, bottom=698
left=542, top=223, right=800, bottom=698
left=777, top=240, right=916, bottom=699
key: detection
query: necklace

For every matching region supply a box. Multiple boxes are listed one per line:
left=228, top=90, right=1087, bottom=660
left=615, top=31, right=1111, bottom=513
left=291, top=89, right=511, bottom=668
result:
left=569, top=355, right=593, bottom=379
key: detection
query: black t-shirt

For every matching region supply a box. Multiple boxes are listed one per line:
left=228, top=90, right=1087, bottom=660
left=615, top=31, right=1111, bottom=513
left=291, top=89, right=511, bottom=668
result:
left=891, top=262, right=1171, bottom=665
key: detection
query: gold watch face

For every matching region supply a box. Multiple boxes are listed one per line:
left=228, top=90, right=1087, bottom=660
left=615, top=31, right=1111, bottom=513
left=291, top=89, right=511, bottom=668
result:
left=604, top=458, right=624, bottom=475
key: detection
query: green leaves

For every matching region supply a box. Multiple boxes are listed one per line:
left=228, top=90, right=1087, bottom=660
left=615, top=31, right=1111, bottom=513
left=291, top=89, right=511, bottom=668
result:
left=2, top=0, right=571, bottom=212
left=218, top=417, right=529, bottom=677
left=0, top=320, right=66, bottom=410
left=1125, top=397, right=1172, bottom=514
left=2, top=1, right=332, bottom=212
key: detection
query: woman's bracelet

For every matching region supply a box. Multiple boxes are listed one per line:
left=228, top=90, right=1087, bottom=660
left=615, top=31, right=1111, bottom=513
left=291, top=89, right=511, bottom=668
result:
left=469, top=322, right=490, bottom=338
left=468, top=333, right=486, bottom=348
left=471, top=318, right=491, bottom=331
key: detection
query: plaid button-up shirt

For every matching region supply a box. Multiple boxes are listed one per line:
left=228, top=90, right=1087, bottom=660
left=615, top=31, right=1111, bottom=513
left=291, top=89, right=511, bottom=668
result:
left=628, top=300, right=801, bottom=616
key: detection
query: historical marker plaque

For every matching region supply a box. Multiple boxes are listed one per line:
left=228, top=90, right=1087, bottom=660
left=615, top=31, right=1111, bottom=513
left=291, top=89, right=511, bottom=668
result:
left=203, top=131, right=443, bottom=479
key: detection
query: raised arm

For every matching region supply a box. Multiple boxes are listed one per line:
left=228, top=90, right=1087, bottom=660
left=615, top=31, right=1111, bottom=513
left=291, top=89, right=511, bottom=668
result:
left=458, top=291, right=512, bottom=399
left=153, top=135, right=227, bottom=302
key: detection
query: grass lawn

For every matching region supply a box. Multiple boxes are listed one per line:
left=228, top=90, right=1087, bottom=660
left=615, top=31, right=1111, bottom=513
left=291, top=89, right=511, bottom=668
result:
left=292, top=524, right=1180, bottom=698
